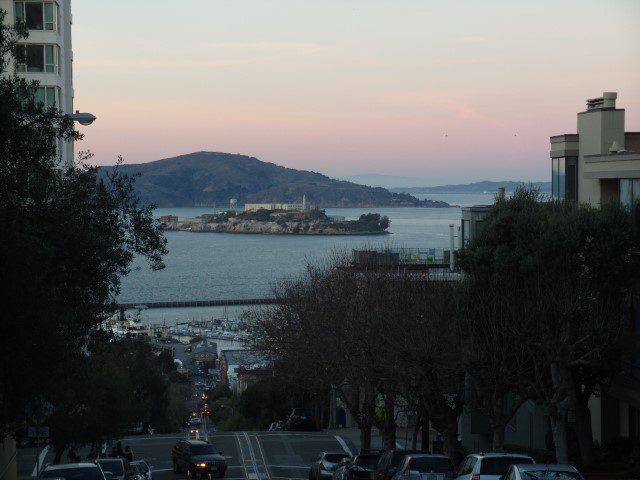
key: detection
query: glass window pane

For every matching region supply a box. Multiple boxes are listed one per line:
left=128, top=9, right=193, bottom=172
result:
left=633, top=179, right=640, bottom=206
left=25, top=2, right=44, bottom=29
left=46, top=87, right=56, bottom=107
left=558, top=158, right=566, bottom=199
left=15, top=2, right=25, bottom=22
left=26, top=44, right=44, bottom=72
left=44, top=45, right=55, bottom=72
left=44, top=3, right=54, bottom=30
left=34, top=87, right=45, bottom=105
left=552, top=158, right=559, bottom=198
left=620, top=179, right=633, bottom=208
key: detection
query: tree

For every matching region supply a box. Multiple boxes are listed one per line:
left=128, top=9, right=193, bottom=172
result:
left=458, top=188, right=639, bottom=464
left=0, top=12, right=168, bottom=437
left=458, top=277, right=534, bottom=451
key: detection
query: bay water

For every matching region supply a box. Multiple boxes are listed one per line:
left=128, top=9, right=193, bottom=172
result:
left=120, top=193, right=493, bottom=324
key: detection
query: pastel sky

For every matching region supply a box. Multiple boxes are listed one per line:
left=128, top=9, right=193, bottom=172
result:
left=72, top=0, right=640, bottom=185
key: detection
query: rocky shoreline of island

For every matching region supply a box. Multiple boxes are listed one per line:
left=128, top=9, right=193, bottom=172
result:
left=159, top=209, right=392, bottom=236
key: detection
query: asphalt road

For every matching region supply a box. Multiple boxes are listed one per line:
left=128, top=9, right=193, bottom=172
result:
left=118, top=431, right=357, bottom=480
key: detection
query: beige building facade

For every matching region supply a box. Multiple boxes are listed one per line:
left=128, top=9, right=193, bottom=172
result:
left=1, top=0, right=74, bottom=167
left=550, top=92, right=640, bottom=206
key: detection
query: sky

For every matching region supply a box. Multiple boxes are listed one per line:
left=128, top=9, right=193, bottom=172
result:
left=72, top=0, right=640, bottom=185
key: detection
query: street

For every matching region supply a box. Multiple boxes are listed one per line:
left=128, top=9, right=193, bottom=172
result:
left=119, top=431, right=356, bottom=480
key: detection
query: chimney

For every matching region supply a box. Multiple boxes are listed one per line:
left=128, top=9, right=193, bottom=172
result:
left=497, top=186, right=505, bottom=200
left=603, top=92, right=617, bottom=109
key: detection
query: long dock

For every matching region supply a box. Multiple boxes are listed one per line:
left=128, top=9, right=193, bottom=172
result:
left=118, top=298, right=277, bottom=309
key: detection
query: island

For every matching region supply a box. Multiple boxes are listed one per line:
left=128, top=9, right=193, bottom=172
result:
left=159, top=209, right=391, bottom=235
left=99, top=151, right=450, bottom=208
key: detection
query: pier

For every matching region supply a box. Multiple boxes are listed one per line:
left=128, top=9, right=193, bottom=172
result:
left=118, top=298, right=277, bottom=309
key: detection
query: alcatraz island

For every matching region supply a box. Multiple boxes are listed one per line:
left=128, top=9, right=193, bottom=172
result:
left=160, top=197, right=390, bottom=235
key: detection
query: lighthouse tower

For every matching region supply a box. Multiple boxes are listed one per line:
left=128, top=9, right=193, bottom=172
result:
left=302, top=194, right=307, bottom=211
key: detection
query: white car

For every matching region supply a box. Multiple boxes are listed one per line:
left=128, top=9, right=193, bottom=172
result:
left=40, top=462, right=109, bottom=480
left=455, top=453, right=534, bottom=480
left=500, top=464, right=585, bottom=480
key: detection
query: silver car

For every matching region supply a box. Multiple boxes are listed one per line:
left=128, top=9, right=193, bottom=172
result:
left=310, top=452, right=352, bottom=480
left=455, top=453, right=534, bottom=480
left=391, top=454, right=455, bottom=480
left=500, top=464, right=585, bottom=480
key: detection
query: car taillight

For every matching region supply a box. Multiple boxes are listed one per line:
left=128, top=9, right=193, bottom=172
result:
left=319, top=462, right=326, bottom=470
left=292, top=415, right=300, bottom=420
left=404, top=458, right=413, bottom=476
left=471, top=474, right=480, bottom=480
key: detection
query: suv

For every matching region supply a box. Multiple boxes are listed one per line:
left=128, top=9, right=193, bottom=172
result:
left=172, top=439, right=227, bottom=478
left=310, top=452, right=351, bottom=480
left=455, top=453, right=534, bottom=480
left=40, top=463, right=108, bottom=480
left=375, top=450, right=425, bottom=480
left=285, top=408, right=316, bottom=431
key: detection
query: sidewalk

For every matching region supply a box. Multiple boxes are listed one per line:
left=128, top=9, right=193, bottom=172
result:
left=323, top=426, right=434, bottom=452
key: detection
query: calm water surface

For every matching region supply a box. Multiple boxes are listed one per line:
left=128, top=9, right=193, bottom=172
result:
left=119, top=194, right=493, bottom=312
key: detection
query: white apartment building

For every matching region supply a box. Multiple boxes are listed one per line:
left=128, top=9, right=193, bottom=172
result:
left=0, top=0, right=74, bottom=167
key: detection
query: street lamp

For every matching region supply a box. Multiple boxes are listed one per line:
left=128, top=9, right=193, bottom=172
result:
left=69, top=110, right=96, bottom=126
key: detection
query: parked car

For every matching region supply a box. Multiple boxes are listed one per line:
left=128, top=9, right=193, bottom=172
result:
left=391, top=454, right=455, bottom=480
left=285, top=408, right=316, bottom=431
left=344, top=453, right=382, bottom=480
left=172, top=439, right=227, bottom=478
left=455, top=453, right=534, bottom=480
left=131, top=461, right=153, bottom=480
left=375, top=450, right=426, bottom=480
left=96, top=459, right=133, bottom=480
left=40, top=463, right=108, bottom=480
left=332, top=458, right=353, bottom=480
left=309, top=452, right=352, bottom=480
left=500, top=464, right=585, bottom=480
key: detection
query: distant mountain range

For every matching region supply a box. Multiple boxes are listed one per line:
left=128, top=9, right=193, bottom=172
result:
left=99, top=152, right=450, bottom=208
left=390, top=180, right=551, bottom=194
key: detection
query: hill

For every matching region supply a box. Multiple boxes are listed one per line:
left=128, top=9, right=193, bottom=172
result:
left=100, top=152, right=450, bottom=208
left=390, top=180, right=551, bottom=194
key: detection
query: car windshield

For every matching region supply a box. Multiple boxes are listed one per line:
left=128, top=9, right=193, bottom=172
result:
left=41, top=467, right=105, bottom=480
left=480, top=458, right=534, bottom=475
left=325, top=454, right=350, bottom=463
left=522, top=472, right=582, bottom=480
left=191, top=445, right=219, bottom=455
left=356, top=456, right=381, bottom=469
left=409, top=457, right=453, bottom=474
left=97, top=460, right=124, bottom=476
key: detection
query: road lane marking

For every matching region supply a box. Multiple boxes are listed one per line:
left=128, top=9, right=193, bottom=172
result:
left=234, top=433, right=250, bottom=480
left=152, top=468, right=173, bottom=472
left=334, top=435, right=352, bottom=457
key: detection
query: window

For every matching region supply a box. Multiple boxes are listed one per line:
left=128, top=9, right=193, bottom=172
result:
left=14, top=2, right=57, bottom=31
left=620, top=179, right=640, bottom=208
left=462, top=220, right=470, bottom=246
left=551, top=157, right=577, bottom=200
left=16, top=44, right=58, bottom=73
left=33, top=86, right=58, bottom=108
